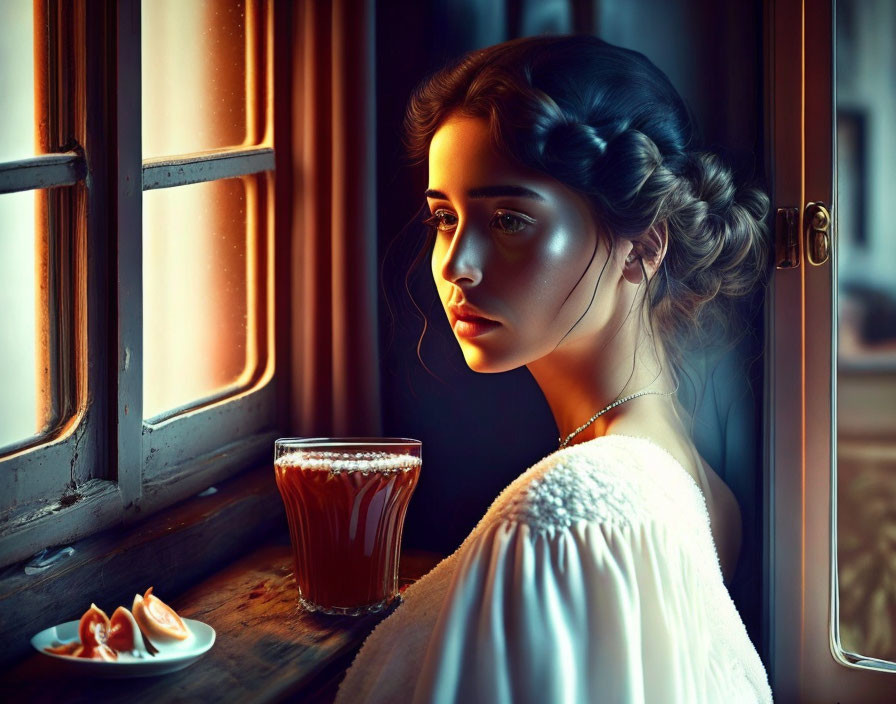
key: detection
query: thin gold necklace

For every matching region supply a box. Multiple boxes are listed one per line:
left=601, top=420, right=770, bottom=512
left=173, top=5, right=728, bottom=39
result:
left=558, top=384, right=679, bottom=450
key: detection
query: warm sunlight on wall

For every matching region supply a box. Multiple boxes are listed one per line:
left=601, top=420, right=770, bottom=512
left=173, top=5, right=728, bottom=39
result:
left=141, top=0, right=258, bottom=419
left=0, top=192, right=40, bottom=449
left=0, top=0, right=38, bottom=449
left=142, top=178, right=251, bottom=418
left=142, top=0, right=248, bottom=158
left=0, top=0, right=34, bottom=163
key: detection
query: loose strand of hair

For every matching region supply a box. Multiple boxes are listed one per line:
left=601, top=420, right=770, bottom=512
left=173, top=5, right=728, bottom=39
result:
left=403, top=211, right=451, bottom=388
left=554, top=233, right=610, bottom=348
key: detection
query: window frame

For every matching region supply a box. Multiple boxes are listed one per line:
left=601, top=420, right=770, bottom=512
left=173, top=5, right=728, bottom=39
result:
left=0, top=0, right=281, bottom=568
left=765, top=0, right=895, bottom=699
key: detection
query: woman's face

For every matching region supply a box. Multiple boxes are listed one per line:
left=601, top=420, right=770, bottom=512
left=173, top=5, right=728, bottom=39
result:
left=427, top=112, right=626, bottom=373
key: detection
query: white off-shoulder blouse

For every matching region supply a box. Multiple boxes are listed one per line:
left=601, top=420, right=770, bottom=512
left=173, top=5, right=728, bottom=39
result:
left=334, top=434, right=773, bottom=704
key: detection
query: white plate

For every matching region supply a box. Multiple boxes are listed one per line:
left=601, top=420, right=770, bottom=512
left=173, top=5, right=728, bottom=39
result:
left=31, top=618, right=216, bottom=678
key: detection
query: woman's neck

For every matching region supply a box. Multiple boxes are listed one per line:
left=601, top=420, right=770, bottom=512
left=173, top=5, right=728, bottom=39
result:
left=526, top=314, right=679, bottom=445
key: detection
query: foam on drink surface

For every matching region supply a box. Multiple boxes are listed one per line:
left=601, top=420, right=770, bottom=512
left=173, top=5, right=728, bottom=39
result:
left=275, top=450, right=421, bottom=475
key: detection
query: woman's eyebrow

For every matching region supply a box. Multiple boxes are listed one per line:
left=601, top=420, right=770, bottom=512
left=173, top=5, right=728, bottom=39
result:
left=424, top=185, right=546, bottom=202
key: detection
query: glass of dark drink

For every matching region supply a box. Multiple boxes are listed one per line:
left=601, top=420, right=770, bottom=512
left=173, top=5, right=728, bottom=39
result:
left=273, top=437, right=422, bottom=616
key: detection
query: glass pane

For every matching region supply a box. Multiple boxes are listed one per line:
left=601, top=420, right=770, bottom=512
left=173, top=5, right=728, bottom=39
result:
left=143, top=178, right=255, bottom=418
left=836, top=0, right=896, bottom=662
left=0, top=190, right=46, bottom=450
left=142, top=0, right=249, bottom=157
left=0, top=0, right=35, bottom=162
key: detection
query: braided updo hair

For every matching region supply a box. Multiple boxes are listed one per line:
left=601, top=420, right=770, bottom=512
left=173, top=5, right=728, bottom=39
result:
left=402, top=34, right=770, bottom=384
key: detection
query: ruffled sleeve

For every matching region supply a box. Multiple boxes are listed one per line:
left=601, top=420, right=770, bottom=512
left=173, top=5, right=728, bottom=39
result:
left=336, top=436, right=772, bottom=704
left=409, top=516, right=744, bottom=704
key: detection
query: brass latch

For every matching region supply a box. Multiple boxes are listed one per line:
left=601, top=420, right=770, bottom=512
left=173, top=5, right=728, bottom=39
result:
left=775, top=207, right=800, bottom=269
left=804, top=202, right=831, bottom=266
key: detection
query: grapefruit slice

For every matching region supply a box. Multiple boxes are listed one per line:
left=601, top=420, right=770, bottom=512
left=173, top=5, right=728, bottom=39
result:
left=94, top=644, right=118, bottom=661
left=132, top=587, right=189, bottom=644
left=77, top=603, right=110, bottom=649
left=106, top=606, right=139, bottom=652
left=77, top=643, right=118, bottom=661
left=44, top=641, right=81, bottom=656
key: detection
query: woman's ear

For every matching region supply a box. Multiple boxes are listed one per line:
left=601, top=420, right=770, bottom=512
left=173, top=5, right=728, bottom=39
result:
left=621, top=222, right=668, bottom=284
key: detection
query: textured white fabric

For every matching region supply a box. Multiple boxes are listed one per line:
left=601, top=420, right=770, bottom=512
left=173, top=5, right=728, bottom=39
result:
left=334, top=434, right=773, bottom=704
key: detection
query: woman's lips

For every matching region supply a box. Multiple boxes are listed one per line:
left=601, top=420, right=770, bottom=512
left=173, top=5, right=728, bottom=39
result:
left=453, top=316, right=501, bottom=338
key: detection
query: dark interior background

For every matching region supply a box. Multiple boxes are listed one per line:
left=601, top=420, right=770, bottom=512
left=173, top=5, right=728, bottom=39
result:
left=374, top=0, right=766, bottom=644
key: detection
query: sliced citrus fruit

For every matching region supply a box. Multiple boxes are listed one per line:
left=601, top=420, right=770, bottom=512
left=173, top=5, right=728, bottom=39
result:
left=77, top=603, right=110, bottom=649
left=95, top=643, right=118, bottom=661
left=106, top=606, right=139, bottom=652
left=77, top=643, right=118, bottom=661
left=44, top=642, right=81, bottom=656
left=133, top=587, right=189, bottom=644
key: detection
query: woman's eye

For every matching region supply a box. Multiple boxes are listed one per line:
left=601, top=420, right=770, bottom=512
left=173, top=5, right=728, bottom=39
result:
left=423, top=209, right=534, bottom=235
left=423, top=210, right=458, bottom=232
left=491, top=210, right=533, bottom=234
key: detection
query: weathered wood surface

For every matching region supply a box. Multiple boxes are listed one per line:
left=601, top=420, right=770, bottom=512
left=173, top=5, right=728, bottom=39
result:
left=1, top=540, right=443, bottom=703
left=0, top=463, right=286, bottom=669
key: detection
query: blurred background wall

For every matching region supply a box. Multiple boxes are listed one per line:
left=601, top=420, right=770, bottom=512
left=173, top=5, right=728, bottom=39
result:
left=373, top=0, right=766, bottom=643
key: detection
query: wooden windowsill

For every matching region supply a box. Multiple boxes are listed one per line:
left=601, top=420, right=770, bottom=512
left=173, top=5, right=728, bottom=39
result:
left=0, top=458, right=445, bottom=698
left=3, top=538, right=443, bottom=703
left=0, top=462, right=285, bottom=670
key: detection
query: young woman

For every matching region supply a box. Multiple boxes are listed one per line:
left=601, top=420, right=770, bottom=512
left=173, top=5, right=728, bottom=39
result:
left=336, top=34, right=773, bottom=703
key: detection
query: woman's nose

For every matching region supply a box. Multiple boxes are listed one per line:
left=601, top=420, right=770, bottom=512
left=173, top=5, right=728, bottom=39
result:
left=437, top=223, right=485, bottom=286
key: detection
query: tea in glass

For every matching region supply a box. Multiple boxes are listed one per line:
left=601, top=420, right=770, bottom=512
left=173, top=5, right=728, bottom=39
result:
left=274, top=437, right=421, bottom=615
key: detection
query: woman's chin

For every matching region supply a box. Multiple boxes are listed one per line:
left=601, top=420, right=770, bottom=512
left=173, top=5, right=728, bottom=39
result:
left=460, top=348, right=519, bottom=374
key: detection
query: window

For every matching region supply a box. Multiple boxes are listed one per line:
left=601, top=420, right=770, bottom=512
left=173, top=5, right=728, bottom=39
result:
left=0, top=0, right=278, bottom=568
left=834, top=0, right=896, bottom=672
left=767, top=0, right=894, bottom=698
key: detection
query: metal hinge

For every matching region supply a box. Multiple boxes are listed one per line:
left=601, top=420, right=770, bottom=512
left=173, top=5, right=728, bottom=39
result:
left=775, top=207, right=800, bottom=268
left=775, top=202, right=832, bottom=268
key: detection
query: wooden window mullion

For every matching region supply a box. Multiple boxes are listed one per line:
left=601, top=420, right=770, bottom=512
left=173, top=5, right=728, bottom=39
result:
left=142, top=147, right=275, bottom=190
left=111, top=0, right=143, bottom=509
left=0, top=152, right=85, bottom=193
left=0, top=0, right=123, bottom=568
